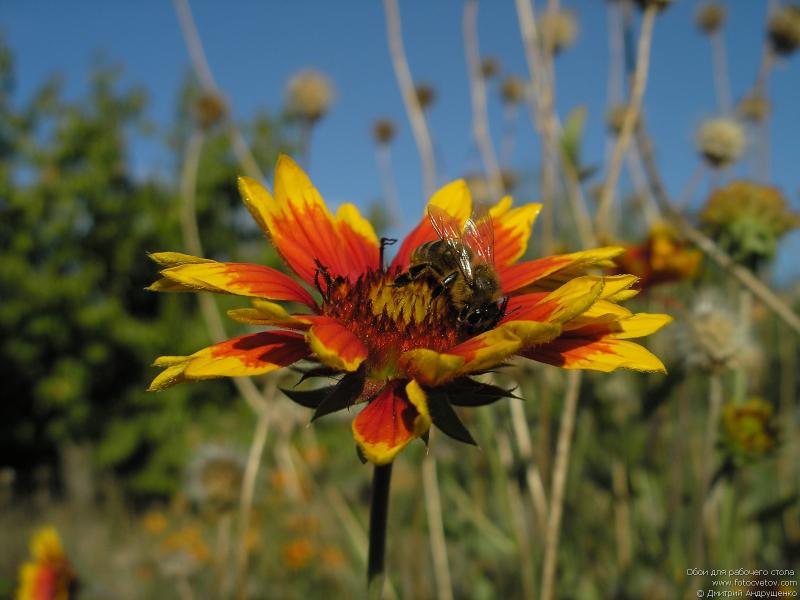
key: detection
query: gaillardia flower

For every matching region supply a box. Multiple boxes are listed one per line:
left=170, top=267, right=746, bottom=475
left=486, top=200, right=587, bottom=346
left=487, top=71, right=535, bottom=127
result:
left=148, top=156, right=670, bottom=464
left=16, top=527, right=77, bottom=600
left=614, top=223, right=702, bottom=290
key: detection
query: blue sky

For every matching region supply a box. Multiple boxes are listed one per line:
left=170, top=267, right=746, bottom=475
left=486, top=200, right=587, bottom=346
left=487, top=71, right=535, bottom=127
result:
left=3, top=1, right=799, bottom=282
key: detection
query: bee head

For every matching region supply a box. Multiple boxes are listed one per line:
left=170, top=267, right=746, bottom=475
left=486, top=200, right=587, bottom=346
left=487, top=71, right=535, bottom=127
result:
left=459, top=300, right=505, bottom=334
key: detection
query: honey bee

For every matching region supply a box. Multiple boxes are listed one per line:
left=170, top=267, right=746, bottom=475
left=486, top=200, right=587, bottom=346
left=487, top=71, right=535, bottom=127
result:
left=394, top=204, right=507, bottom=333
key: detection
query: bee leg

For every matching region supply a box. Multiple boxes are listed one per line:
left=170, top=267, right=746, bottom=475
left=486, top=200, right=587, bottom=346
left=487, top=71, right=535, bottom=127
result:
left=314, top=259, right=333, bottom=301
left=494, top=296, right=509, bottom=326
left=393, top=263, right=430, bottom=287
left=379, top=237, right=397, bottom=269
left=432, top=271, right=458, bottom=298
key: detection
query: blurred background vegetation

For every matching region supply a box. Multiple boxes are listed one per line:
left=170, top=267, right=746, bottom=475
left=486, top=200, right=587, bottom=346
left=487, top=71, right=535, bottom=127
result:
left=1, top=1, right=800, bottom=599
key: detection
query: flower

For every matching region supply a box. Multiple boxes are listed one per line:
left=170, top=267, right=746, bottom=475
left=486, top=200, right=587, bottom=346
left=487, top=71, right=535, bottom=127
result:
left=147, top=156, right=671, bottom=465
left=614, top=223, right=702, bottom=290
left=413, top=83, right=437, bottom=110
left=371, top=118, right=397, bottom=145
left=538, top=9, right=579, bottom=55
left=480, top=56, right=500, bottom=79
left=16, top=527, right=77, bottom=600
left=677, top=291, right=752, bottom=372
left=696, top=3, right=726, bottom=35
left=186, top=444, right=246, bottom=514
left=700, top=180, right=799, bottom=265
left=696, top=118, right=746, bottom=168
left=606, top=104, right=639, bottom=137
left=737, top=94, right=770, bottom=123
left=721, top=398, right=778, bottom=464
left=500, top=76, right=526, bottom=105
left=768, top=5, right=800, bottom=56
left=285, top=69, right=334, bottom=123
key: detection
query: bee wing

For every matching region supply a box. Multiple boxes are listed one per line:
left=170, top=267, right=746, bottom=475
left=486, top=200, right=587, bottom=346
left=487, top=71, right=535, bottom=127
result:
left=462, top=202, right=495, bottom=266
left=427, top=205, right=475, bottom=284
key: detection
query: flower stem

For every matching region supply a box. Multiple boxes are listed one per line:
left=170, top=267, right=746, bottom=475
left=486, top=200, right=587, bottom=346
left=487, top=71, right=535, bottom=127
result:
left=367, top=463, right=393, bottom=598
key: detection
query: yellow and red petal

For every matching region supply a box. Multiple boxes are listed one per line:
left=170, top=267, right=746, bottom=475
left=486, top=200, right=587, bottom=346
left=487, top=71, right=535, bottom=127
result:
left=489, top=197, right=543, bottom=267
left=398, top=349, right=465, bottom=387
left=565, top=313, right=672, bottom=339
left=352, top=380, right=431, bottom=465
left=148, top=331, right=309, bottom=391
left=447, top=326, right=524, bottom=375
left=151, top=260, right=318, bottom=309
left=226, top=299, right=317, bottom=329
left=499, top=246, right=625, bottom=295
left=306, top=316, right=368, bottom=372
left=521, top=338, right=667, bottom=373
left=391, top=180, right=472, bottom=271
left=503, top=276, right=605, bottom=324
left=148, top=252, right=214, bottom=267
left=238, top=156, right=379, bottom=286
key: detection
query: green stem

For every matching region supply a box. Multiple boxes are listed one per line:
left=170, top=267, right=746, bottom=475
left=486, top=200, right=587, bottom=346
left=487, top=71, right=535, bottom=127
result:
left=367, top=463, right=393, bottom=598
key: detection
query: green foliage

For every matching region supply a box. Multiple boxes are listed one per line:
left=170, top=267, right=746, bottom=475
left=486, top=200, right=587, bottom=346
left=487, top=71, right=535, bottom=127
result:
left=0, top=40, right=293, bottom=497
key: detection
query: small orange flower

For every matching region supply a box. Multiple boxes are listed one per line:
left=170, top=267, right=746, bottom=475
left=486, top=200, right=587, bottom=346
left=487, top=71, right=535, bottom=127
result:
left=148, top=156, right=671, bottom=464
left=614, top=223, right=701, bottom=290
left=16, top=527, right=77, bottom=600
left=282, top=539, right=315, bottom=569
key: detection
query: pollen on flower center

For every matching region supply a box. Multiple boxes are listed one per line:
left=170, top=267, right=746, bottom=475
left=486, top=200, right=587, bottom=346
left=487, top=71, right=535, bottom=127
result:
left=320, top=268, right=466, bottom=375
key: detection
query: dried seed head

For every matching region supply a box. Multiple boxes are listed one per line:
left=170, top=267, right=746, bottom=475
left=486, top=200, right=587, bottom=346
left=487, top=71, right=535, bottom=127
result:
left=696, top=3, right=726, bottom=35
left=186, top=444, right=245, bottom=513
left=606, top=104, right=639, bottom=136
left=696, top=117, right=746, bottom=168
left=700, top=180, right=799, bottom=265
left=194, top=92, right=228, bottom=130
left=737, top=93, right=770, bottom=123
left=635, top=0, right=673, bottom=11
left=414, top=83, right=437, bottom=110
left=539, top=9, right=579, bottom=55
left=481, top=56, right=501, bottom=79
left=768, top=5, right=800, bottom=56
left=500, top=169, right=518, bottom=192
left=286, top=69, right=335, bottom=123
left=371, top=118, right=397, bottom=145
left=464, top=172, right=491, bottom=204
left=678, top=292, right=753, bottom=372
left=500, top=76, right=526, bottom=104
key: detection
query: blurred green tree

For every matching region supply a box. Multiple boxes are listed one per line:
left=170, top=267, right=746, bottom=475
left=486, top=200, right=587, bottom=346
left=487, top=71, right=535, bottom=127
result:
left=0, top=39, right=294, bottom=498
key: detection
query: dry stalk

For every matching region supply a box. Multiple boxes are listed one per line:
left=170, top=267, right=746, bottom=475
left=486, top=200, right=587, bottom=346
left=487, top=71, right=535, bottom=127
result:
left=235, top=402, right=273, bottom=600
left=514, top=0, right=558, bottom=253
left=711, top=31, right=732, bottom=113
left=422, top=436, right=454, bottom=600
left=173, top=0, right=264, bottom=180
left=384, top=0, right=437, bottom=199
left=596, top=5, right=658, bottom=239
left=464, top=0, right=503, bottom=201
left=540, top=370, right=582, bottom=600
left=509, top=398, right=549, bottom=533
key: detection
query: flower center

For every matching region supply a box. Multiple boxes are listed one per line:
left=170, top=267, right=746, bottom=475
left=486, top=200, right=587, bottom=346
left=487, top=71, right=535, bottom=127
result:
left=320, top=269, right=466, bottom=377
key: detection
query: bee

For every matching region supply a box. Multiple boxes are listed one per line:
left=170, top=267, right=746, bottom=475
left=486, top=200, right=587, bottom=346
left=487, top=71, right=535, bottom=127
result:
left=394, top=204, right=507, bottom=333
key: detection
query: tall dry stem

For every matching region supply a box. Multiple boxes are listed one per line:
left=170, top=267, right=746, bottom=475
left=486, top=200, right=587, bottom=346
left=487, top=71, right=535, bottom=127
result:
left=596, top=5, right=658, bottom=239
left=540, top=370, right=582, bottom=600
left=422, top=437, right=453, bottom=600
left=384, top=0, right=437, bottom=199
left=464, top=0, right=503, bottom=201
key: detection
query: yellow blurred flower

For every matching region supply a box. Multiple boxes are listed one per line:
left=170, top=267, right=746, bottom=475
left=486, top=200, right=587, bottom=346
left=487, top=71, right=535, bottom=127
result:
left=614, top=224, right=702, bottom=290
left=161, top=525, right=211, bottom=565
left=142, top=510, right=168, bottom=535
left=16, top=527, right=77, bottom=600
left=282, top=539, right=314, bottom=570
